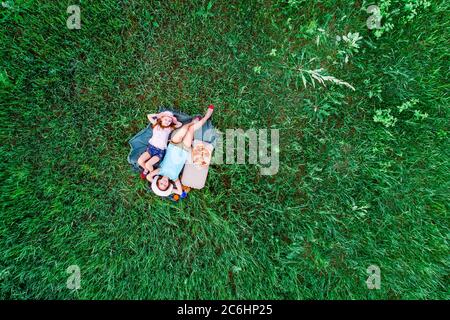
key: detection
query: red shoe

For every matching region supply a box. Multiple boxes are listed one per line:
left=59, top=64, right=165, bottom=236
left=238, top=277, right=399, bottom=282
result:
left=208, top=104, right=215, bottom=110
left=140, top=172, right=147, bottom=180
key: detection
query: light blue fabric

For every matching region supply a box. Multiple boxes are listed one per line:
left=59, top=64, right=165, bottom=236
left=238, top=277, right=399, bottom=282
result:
left=159, top=143, right=189, bottom=181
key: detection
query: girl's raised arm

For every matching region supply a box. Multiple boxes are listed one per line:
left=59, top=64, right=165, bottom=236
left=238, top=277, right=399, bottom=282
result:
left=173, top=117, right=182, bottom=128
left=172, top=179, right=183, bottom=195
left=147, top=113, right=158, bottom=125
left=147, top=168, right=160, bottom=181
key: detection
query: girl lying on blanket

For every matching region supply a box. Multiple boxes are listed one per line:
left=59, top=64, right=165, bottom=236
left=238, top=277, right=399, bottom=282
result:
left=144, top=105, right=215, bottom=197
left=137, top=111, right=182, bottom=179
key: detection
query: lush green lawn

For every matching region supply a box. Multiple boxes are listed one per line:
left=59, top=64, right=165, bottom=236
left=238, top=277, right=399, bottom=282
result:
left=1, top=0, right=448, bottom=299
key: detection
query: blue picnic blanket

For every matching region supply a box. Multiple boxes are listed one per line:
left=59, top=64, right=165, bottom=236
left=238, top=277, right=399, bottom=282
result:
left=127, top=106, right=217, bottom=172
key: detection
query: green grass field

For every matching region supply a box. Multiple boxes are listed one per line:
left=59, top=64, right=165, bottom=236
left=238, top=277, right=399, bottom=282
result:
left=1, top=0, right=448, bottom=299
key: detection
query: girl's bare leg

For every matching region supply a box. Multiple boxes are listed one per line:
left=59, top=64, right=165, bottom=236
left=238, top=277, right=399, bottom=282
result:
left=171, top=122, right=196, bottom=144
left=174, top=106, right=215, bottom=147
left=144, top=156, right=160, bottom=172
left=181, top=106, right=215, bottom=148
left=191, top=107, right=214, bottom=132
left=137, top=151, right=151, bottom=170
left=182, top=126, right=195, bottom=149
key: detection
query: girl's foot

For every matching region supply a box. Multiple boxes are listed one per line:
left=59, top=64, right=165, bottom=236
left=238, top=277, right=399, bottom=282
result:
left=190, top=105, right=215, bottom=132
left=191, top=105, right=213, bottom=124
left=204, top=105, right=214, bottom=119
left=140, top=170, right=149, bottom=180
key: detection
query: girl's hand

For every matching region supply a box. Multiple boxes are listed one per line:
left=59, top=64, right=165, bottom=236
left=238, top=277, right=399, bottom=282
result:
left=172, top=179, right=183, bottom=195
left=147, top=113, right=158, bottom=124
left=148, top=168, right=160, bottom=181
left=173, top=116, right=182, bottom=128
